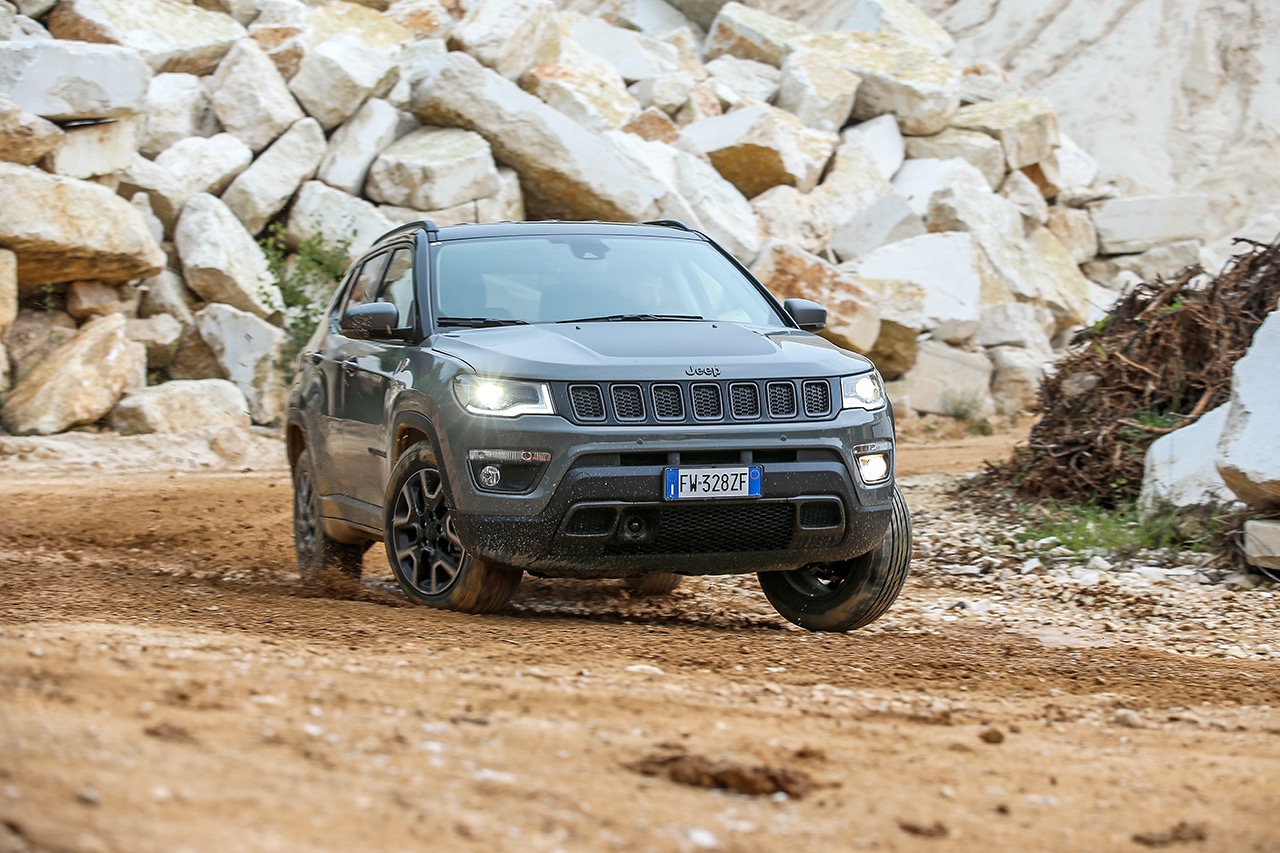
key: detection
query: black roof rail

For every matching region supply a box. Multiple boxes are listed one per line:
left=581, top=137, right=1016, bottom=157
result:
left=379, top=219, right=439, bottom=243
left=643, top=219, right=695, bottom=232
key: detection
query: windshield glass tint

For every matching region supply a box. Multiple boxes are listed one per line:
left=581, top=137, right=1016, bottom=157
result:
left=432, top=235, right=783, bottom=325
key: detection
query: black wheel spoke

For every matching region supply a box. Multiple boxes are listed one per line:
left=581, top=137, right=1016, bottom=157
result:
left=392, top=463, right=464, bottom=597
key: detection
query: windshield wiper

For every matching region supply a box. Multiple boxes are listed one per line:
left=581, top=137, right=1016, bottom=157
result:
left=555, top=313, right=704, bottom=323
left=437, top=316, right=529, bottom=328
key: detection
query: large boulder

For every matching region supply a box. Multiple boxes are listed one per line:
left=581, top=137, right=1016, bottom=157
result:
left=209, top=38, right=304, bottom=153
left=411, top=52, right=667, bottom=221
left=750, top=241, right=880, bottom=352
left=0, top=97, right=64, bottom=165
left=987, top=345, right=1046, bottom=416
left=39, top=115, right=140, bottom=180
left=46, top=0, right=247, bottom=74
left=195, top=303, right=285, bottom=425
left=706, top=54, right=781, bottom=104
left=317, top=98, right=409, bottom=196
left=903, top=128, right=1005, bottom=189
left=520, top=37, right=640, bottom=134
left=0, top=40, right=150, bottom=120
left=153, top=132, right=252, bottom=199
left=0, top=249, right=15, bottom=340
left=288, top=34, right=398, bottom=131
left=1089, top=194, right=1210, bottom=255
left=703, top=2, right=809, bottom=67
left=65, top=280, right=139, bottom=320
left=682, top=102, right=837, bottom=198
left=1139, top=404, right=1236, bottom=519
left=0, top=163, right=165, bottom=288
left=811, top=131, right=894, bottom=231
left=829, top=193, right=924, bottom=262
left=138, top=72, right=217, bottom=158
left=751, top=186, right=832, bottom=256
left=4, top=308, right=78, bottom=387
left=116, top=154, right=188, bottom=234
left=1216, top=311, right=1280, bottom=508
left=790, top=31, right=960, bottom=135
left=124, top=313, right=181, bottom=369
left=286, top=180, right=394, bottom=265
left=222, top=117, right=327, bottom=236
left=842, top=115, right=904, bottom=182
left=138, top=269, right=222, bottom=381
left=175, top=193, right=284, bottom=322
left=366, top=127, right=500, bottom=211
left=776, top=48, right=860, bottom=133
left=1, top=313, right=145, bottom=435
left=450, top=0, right=559, bottom=81
left=568, top=19, right=683, bottom=83
left=1242, top=521, right=1280, bottom=572
left=838, top=0, right=954, bottom=56
left=900, top=340, right=994, bottom=419
left=951, top=98, right=1059, bottom=171
left=109, top=378, right=250, bottom=435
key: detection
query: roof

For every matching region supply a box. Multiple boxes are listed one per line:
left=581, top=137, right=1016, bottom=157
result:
left=375, top=219, right=707, bottom=246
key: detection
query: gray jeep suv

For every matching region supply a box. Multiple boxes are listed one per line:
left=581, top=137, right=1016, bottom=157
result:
left=287, top=219, right=911, bottom=631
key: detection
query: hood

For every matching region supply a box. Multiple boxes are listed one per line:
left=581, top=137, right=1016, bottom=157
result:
left=431, top=321, right=876, bottom=382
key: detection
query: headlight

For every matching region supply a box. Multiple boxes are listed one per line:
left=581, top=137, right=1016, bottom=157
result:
left=453, top=375, right=555, bottom=417
left=841, top=372, right=885, bottom=410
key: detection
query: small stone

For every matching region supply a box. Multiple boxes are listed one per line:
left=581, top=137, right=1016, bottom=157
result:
left=625, top=664, right=664, bottom=675
left=979, top=727, right=1004, bottom=744
left=1113, top=708, right=1142, bottom=728
left=76, top=786, right=100, bottom=806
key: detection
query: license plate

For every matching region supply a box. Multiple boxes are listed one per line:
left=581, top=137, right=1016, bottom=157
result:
left=664, top=466, right=762, bottom=500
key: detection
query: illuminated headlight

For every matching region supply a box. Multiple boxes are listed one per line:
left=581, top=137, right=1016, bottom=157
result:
left=856, top=453, right=889, bottom=483
left=841, top=372, right=886, bottom=410
left=454, top=375, right=554, bottom=417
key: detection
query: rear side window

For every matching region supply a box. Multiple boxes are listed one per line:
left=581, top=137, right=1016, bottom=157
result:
left=336, top=245, right=417, bottom=332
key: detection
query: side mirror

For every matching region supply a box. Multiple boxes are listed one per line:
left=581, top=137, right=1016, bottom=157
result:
left=784, top=298, right=827, bottom=331
left=341, top=302, right=400, bottom=338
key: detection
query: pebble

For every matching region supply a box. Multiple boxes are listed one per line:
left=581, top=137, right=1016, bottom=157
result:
left=689, top=828, right=719, bottom=849
left=76, top=786, right=100, bottom=806
left=1113, top=709, right=1142, bottom=728
left=979, top=727, right=1005, bottom=744
left=625, top=664, right=664, bottom=676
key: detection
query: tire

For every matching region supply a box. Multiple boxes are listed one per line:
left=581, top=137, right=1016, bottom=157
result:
left=758, top=487, right=911, bottom=632
left=623, top=573, right=684, bottom=595
left=383, top=442, right=522, bottom=614
left=293, top=450, right=366, bottom=583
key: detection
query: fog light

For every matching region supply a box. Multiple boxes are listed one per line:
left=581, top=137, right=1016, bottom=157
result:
left=857, top=453, right=889, bottom=484
left=479, top=465, right=502, bottom=488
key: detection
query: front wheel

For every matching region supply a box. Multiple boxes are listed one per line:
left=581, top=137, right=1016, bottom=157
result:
left=758, top=487, right=911, bottom=632
left=383, top=442, right=522, bottom=614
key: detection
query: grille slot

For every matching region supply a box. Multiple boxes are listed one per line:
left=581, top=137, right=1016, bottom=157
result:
left=798, top=500, right=843, bottom=529
left=569, top=384, right=605, bottom=421
left=603, top=503, right=795, bottom=555
left=729, top=382, right=760, bottom=419
left=767, top=382, right=797, bottom=418
left=802, top=380, right=832, bottom=417
left=690, top=383, right=723, bottom=420
left=651, top=384, right=684, bottom=420
left=611, top=384, right=645, bottom=421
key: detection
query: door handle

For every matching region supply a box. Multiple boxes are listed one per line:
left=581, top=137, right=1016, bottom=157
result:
left=308, top=352, right=323, bottom=364
left=342, top=357, right=359, bottom=373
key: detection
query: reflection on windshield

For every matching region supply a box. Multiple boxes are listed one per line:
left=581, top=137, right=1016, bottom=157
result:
left=432, top=235, right=782, bottom=326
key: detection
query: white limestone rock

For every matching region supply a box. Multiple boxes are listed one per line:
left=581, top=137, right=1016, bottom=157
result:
left=682, top=102, right=837, bottom=198
left=450, top=0, right=558, bottom=81
left=1047, top=206, right=1098, bottom=266
left=520, top=36, right=641, bottom=133
left=209, top=39, right=303, bottom=153
left=889, top=156, right=982, bottom=216
left=139, top=72, right=218, bottom=158
left=195, top=303, right=284, bottom=424
left=568, top=18, right=682, bottom=83
left=0, top=313, right=146, bottom=435
left=901, top=339, right=994, bottom=418
left=138, top=269, right=222, bottom=381
left=903, top=127, right=1005, bottom=189
left=476, top=167, right=527, bottom=224
left=843, top=115, right=903, bottom=182
left=65, top=280, right=138, bottom=320
left=0, top=249, right=15, bottom=340
left=674, top=80, right=723, bottom=126
left=951, top=98, right=1059, bottom=171
left=623, top=106, right=682, bottom=144
left=750, top=241, right=880, bottom=353
left=288, top=34, right=398, bottom=131
left=1137, top=403, right=1236, bottom=519
left=1083, top=240, right=1200, bottom=286
left=1089, top=195, right=1210, bottom=255
left=611, top=0, right=702, bottom=37
left=829, top=193, right=924, bottom=262
left=705, top=55, right=781, bottom=104
left=0, top=96, right=64, bottom=165
left=791, top=31, right=959, bottom=136
left=776, top=48, right=859, bottom=133
left=811, top=132, right=894, bottom=231
left=631, top=73, right=695, bottom=117
left=987, top=344, right=1045, bottom=416
left=123, top=312, right=182, bottom=368
left=1216, top=312, right=1280, bottom=509
left=46, top=0, right=247, bottom=75
left=0, top=162, right=165, bottom=287
left=286, top=180, right=394, bottom=265
left=40, top=115, right=140, bottom=180
left=1000, top=169, right=1049, bottom=225
left=853, top=231, right=1011, bottom=331
left=176, top=193, right=284, bottom=322
left=386, top=0, right=455, bottom=41
left=3, top=308, right=77, bottom=385
left=317, top=98, right=407, bottom=196
left=1242, top=521, right=1280, bottom=571
left=366, top=126, right=500, bottom=212
left=973, top=302, right=1054, bottom=353
left=109, top=377, right=250, bottom=434
left=703, top=2, right=809, bottom=67
left=222, top=117, right=326, bottom=236
left=751, top=186, right=832, bottom=256
left=0, top=40, right=150, bottom=120
left=838, top=0, right=953, bottom=57
left=117, top=154, right=187, bottom=234
left=1054, top=133, right=1099, bottom=192
left=153, top=132, right=252, bottom=199
left=411, top=52, right=667, bottom=222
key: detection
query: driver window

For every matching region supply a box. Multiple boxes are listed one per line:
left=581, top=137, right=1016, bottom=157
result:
left=342, top=253, right=387, bottom=315
left=378, top=247, right=415, bottom=328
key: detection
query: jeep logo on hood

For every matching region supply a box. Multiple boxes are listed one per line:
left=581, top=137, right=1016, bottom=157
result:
left=686, top=366, right=721, bottom=377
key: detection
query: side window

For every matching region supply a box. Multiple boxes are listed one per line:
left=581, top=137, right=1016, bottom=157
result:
left=341, top=252, right=388, bottom=316
left=378, top=247, right=415, bottom=328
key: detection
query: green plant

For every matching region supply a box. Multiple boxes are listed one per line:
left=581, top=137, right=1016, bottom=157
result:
left=967, top=418, right=995, bottom=436
left=1015, top=499, right=1214, bottom=560
left=940, top=389, right=984, bottom=422
left=258, top=221, right=351, bottom=372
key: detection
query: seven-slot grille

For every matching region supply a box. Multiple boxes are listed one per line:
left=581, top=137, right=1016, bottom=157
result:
left=562, top=379, right=840, bottom=425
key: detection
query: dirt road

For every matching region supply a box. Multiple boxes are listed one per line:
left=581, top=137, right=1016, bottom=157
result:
left=1, top=432, right=1277, bottom=852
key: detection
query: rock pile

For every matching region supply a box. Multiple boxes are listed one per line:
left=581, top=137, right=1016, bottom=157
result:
left=0, top=0, right=1230, bottom=437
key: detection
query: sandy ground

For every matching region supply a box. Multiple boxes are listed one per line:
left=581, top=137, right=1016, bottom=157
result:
left=1, top=428, right=1277, bottom=852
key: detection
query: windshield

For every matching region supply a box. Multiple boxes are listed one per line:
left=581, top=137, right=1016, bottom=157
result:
left=431, top=235, right=784, bottom=326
